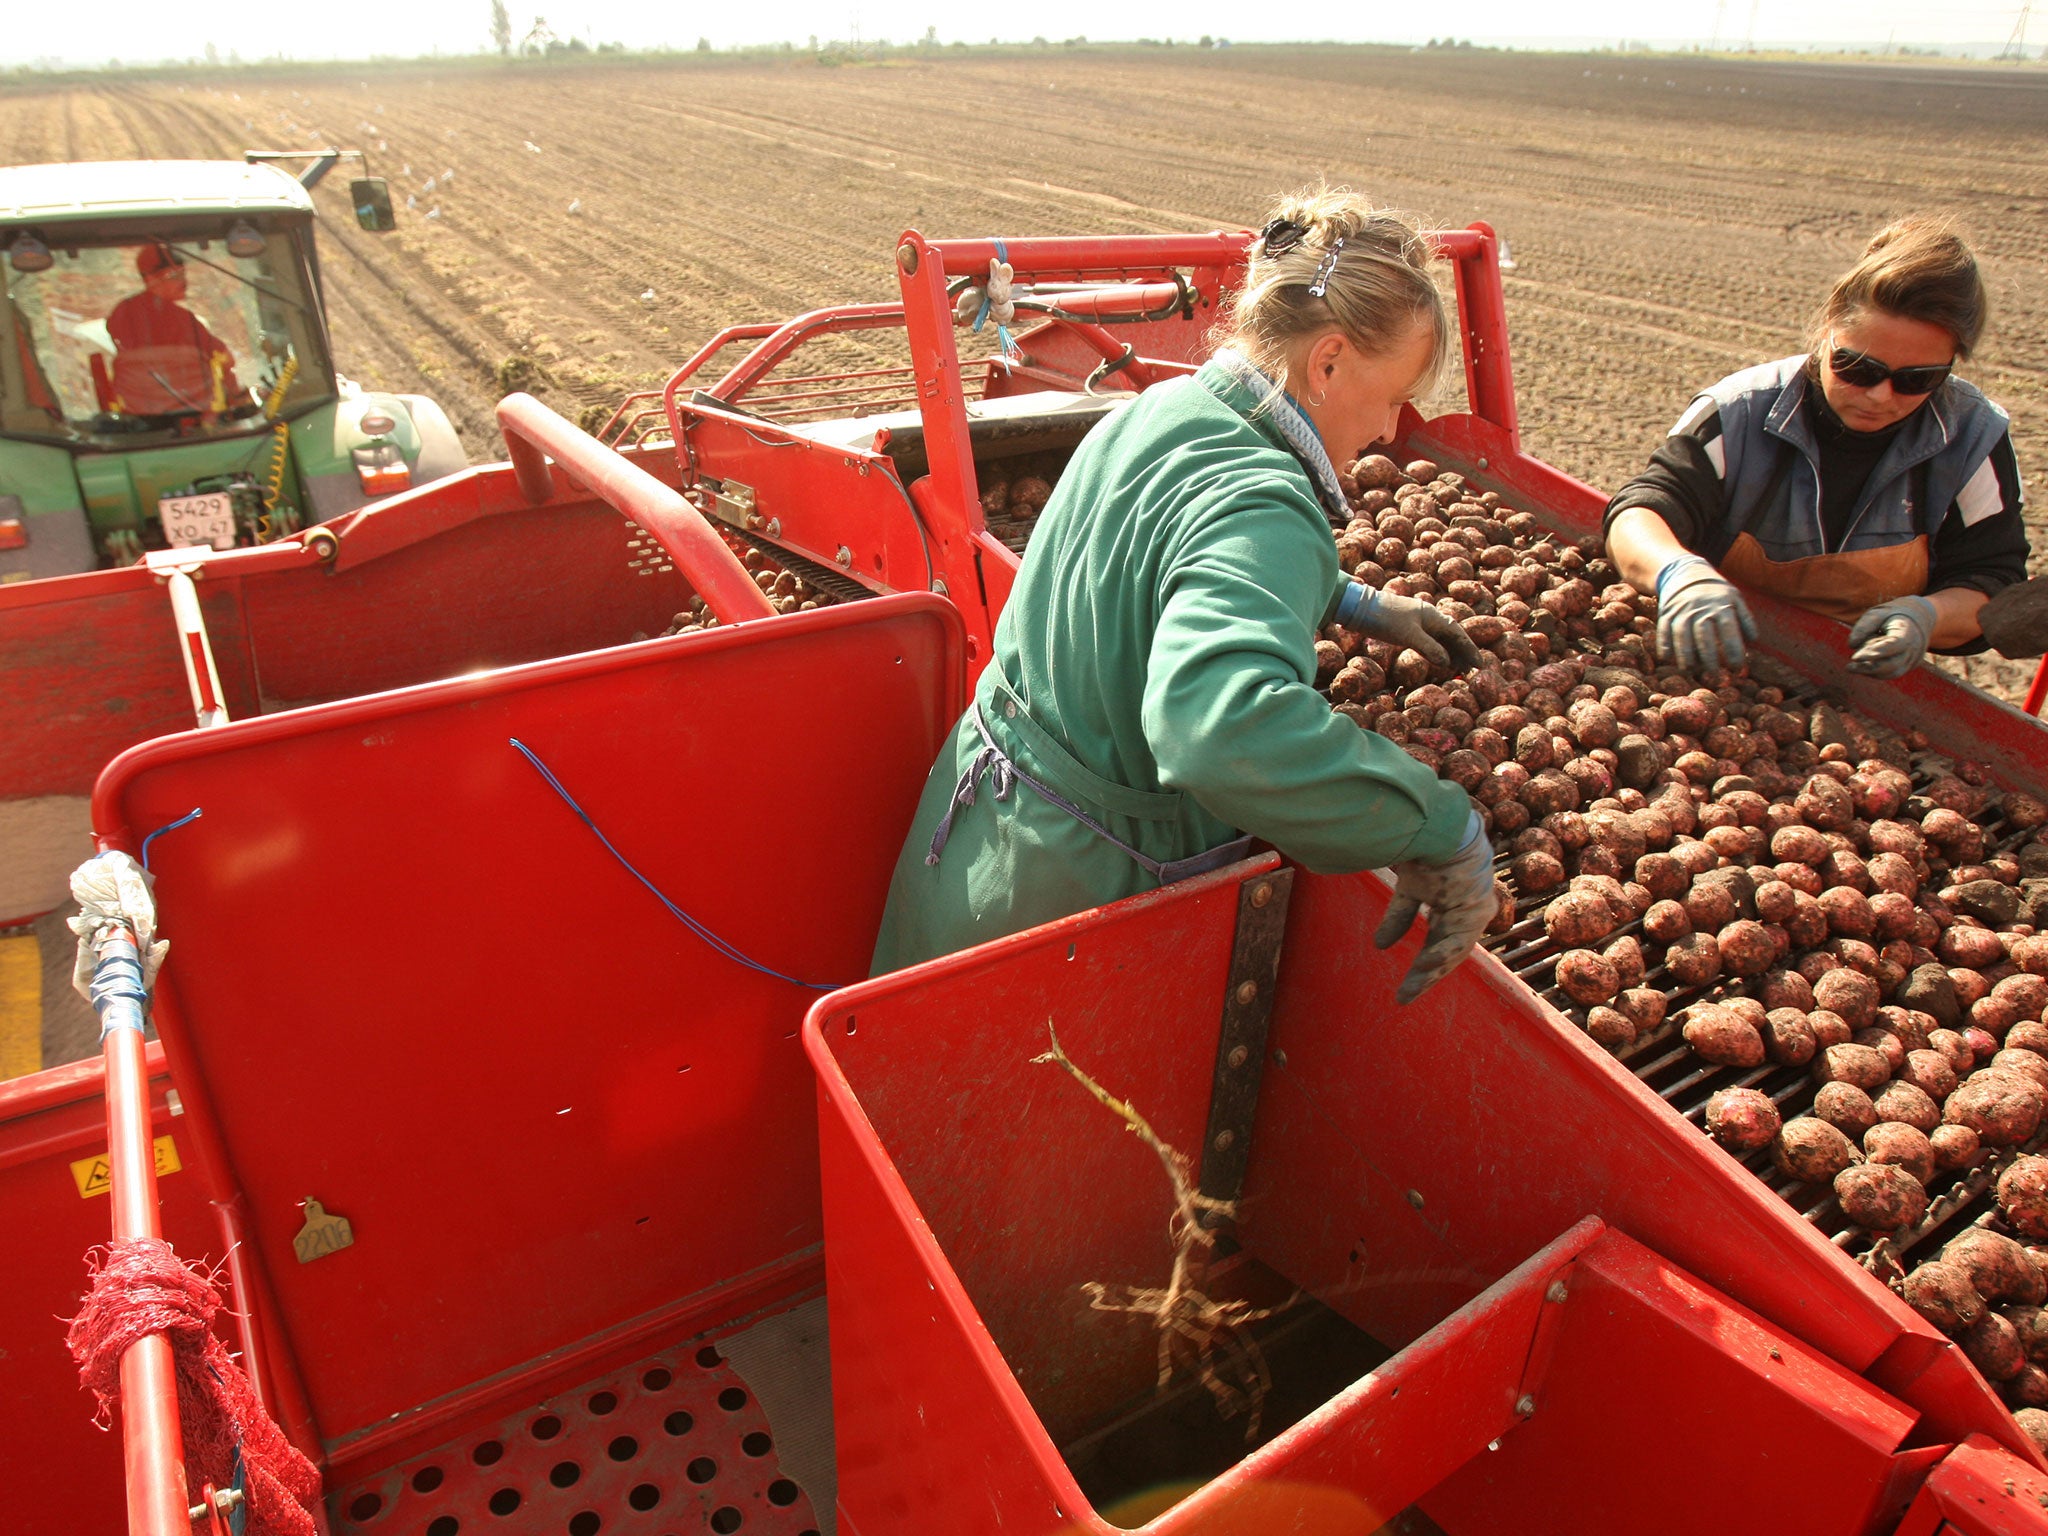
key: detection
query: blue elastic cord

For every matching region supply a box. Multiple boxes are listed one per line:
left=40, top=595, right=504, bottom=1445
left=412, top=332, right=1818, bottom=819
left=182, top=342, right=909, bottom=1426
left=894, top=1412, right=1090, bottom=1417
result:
left=140, top=807, right=204, bottom=871
left=992, top=237, right=1017, bottom=357
left=509, top=739, right=841, bottom=991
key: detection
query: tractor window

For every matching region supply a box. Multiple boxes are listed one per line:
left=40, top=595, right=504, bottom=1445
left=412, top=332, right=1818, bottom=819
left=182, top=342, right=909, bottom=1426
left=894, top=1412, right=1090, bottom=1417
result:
left=0, top=235, right=328, bottom=444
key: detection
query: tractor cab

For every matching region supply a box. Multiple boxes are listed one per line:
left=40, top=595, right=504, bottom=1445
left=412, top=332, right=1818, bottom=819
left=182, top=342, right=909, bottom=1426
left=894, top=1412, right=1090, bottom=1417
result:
left=0, top=158, right=465, bottom=581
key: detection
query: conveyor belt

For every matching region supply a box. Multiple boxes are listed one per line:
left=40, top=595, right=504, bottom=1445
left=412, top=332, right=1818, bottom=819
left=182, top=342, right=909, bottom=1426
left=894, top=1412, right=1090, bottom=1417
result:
left=1484, top=719, right=2041, bottom=1283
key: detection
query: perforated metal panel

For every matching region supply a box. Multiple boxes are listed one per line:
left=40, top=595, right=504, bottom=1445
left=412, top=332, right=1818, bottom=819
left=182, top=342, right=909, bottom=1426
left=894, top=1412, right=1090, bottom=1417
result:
left=330, top=1339, right=824, bottom=1536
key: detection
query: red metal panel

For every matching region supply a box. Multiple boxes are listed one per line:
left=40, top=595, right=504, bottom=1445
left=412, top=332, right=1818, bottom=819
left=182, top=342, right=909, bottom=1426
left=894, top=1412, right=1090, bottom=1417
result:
left=1894, top=1436, right=2048, bottom=1536
left=90, top=594, right=963, bottom=1457
left=806, top=851, right=1944, bottom=1533
left=0, top=1045, right=220, bottom=1536
left=1442, top=223, right=1519, bottom=445
left=325, top=1320, right=828, bottom=1536
left=0, top=469, right=692, bottom=803
left=1425, top=1232, right=1919, bottom=1535
left=804, top=867, right=1611, bottom=1536
left=817, top=857, right=1270, bottom=1444
left=664, top=408, right=936, bottom=610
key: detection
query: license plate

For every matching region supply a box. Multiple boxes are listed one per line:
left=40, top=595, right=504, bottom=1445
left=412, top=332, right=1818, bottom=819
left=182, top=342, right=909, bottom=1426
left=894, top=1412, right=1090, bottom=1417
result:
left=158, top=492, right=237, bottom=552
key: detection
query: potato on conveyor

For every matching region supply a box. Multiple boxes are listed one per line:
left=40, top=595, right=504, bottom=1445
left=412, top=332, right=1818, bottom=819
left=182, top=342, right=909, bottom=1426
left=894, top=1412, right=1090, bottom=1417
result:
left=1861, top=1122, right=1935, bottom=1187
left=1945, top=1230, right=2048, bottom=1308
left=1704, top=1087, right=1781, bottom=1152
left=1834, top=1162, right=1927, bottom=1232
left=1963, top=1310, right=2030, bottom=1383
left=1773, top=1117, right=1860, bottom=1184
left=1944, top=1072, right=2048, bottom=1148
left=1900, top=1261, right=1985, bottom=1334
left=1682, top=1005, right=1763, bottom=1068
left=1998, top=1157, right=2048, bottom=1242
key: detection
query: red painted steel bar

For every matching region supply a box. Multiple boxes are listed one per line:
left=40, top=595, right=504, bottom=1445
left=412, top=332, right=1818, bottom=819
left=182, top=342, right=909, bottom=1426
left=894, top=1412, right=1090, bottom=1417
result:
left=2026, top=656, right=2048, bottom=717
left=702, top=303, right=907, bottom=402
left=97, top=924, right=192, bottom=1536
left=920, top=232, right=1253, bottom=277
left=495, top=392, right=775, bottom=625
left=1442, top=222, right=1520, bottom=446
left=666, top=323, right=781, bottom=390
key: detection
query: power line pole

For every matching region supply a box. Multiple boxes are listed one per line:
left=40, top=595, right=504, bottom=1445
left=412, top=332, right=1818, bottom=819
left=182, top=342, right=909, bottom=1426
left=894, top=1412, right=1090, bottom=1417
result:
left=1710, top=0, right=1726, bottom=51
left=1999, top=2, right=2032, bottom=60
left=1744, top=0, right=1760, bottom=52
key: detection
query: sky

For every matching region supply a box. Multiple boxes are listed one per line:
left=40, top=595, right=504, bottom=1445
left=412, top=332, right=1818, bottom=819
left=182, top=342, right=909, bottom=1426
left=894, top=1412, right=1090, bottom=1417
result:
left=3, top=0, right=2040, bottom=68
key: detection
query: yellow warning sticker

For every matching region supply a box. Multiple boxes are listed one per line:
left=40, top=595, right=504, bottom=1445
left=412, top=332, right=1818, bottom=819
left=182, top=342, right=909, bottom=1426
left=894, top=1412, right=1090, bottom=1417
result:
left=70, top=1136, right=182, bottom=1198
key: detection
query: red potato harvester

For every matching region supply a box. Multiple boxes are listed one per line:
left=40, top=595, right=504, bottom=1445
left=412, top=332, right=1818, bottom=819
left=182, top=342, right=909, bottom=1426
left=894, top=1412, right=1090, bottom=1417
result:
left=3, top=221, right=2048, bottom=1536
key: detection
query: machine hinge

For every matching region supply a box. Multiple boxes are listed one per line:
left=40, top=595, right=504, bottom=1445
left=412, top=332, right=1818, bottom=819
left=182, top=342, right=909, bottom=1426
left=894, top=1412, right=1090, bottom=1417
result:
left=1195, top=868, right=1294, bottom=1235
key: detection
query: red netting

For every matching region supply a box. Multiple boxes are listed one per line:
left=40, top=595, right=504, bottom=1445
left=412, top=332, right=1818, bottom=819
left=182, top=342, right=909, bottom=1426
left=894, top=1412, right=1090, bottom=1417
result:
left=67, top=1236, right=320, bottom=1536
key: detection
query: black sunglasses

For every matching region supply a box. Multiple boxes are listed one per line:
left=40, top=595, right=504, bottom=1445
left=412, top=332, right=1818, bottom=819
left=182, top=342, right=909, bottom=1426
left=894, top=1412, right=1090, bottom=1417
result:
left=1826, top=338, right=1952, bottom=397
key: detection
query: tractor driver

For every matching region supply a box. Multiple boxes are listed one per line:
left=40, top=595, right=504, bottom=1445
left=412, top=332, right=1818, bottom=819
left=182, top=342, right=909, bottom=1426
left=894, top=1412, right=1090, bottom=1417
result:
left=107, top=243, right=243, bottom=420
left=1604, top=216, right=2028, bottom=681
left=871, top=190, right=1498, bottom=1006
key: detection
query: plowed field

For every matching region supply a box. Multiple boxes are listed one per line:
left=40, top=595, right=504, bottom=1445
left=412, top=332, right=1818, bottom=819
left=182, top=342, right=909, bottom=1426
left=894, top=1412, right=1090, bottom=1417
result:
left=3, top=47, right=2045, bottom=694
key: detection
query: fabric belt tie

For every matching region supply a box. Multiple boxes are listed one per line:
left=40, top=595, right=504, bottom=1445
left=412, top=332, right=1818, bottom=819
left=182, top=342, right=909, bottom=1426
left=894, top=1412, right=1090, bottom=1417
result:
left=927, top=704, right=1253, bottom=885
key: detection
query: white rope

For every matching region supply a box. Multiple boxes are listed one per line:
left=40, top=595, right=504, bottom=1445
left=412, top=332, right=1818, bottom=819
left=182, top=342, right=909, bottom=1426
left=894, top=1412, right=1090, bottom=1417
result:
left=68, top=851, right=168, bottom=1002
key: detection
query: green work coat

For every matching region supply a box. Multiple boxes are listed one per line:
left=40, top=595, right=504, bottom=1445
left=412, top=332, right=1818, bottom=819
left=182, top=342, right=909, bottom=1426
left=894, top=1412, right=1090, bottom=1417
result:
left=869, top=360, right=1473, bottom=974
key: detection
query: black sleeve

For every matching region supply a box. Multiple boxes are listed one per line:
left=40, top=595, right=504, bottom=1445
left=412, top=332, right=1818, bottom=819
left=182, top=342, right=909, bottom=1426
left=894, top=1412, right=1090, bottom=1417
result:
left=1601, top=402, right=1726, bottom=557
left=1926, top=433, right=2029, bottom=599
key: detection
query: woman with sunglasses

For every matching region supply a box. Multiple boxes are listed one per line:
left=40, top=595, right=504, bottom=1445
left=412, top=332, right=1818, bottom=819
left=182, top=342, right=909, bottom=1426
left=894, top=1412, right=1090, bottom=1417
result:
left=1604, top=216, right=2026, bottom=679
left=870, top=190, right=1498, bottom=1004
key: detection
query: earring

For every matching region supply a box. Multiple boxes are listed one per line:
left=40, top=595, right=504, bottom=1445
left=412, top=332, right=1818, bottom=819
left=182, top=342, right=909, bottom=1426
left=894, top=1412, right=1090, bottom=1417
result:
left=1308, top=389, right=1327, bottom=408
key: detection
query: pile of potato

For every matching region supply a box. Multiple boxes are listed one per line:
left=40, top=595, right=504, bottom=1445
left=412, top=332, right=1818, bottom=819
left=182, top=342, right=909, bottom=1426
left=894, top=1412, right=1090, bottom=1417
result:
left=1322, top=452, right=2048, bottom=1436
left=1893, top=1159, right=2048, bottom=1434
left=662, top=545, right=838, bottom=635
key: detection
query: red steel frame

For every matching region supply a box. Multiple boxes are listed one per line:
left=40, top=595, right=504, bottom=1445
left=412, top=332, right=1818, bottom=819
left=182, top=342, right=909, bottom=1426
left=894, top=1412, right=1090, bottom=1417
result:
left=16, top=219, right=2048, bottom=1533
left=496, top=391, right=773, bottom=623
left=636, top=224, right=1519, bottom=677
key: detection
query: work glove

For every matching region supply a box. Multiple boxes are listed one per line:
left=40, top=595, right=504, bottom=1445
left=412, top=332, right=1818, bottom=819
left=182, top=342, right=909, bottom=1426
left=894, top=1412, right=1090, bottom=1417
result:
left=1333, top=581, right=1483, bottom=673
left=1846, top=595, right=1937, bottom=680
left=1655, top=555, right=1757, bottom=675
left=1373, top=809, right=1496, bottom=1005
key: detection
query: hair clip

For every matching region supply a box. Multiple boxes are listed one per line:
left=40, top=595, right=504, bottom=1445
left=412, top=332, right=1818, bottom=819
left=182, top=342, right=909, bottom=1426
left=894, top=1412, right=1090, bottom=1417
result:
left=1258, top=217, right=1306, bottom=256
left=1307, top=237, right=1345, bottom=298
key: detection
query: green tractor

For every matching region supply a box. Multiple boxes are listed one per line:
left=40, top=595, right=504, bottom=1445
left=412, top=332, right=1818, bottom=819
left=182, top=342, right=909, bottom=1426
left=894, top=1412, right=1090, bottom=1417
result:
left=0, top=150, right=466, bottom=581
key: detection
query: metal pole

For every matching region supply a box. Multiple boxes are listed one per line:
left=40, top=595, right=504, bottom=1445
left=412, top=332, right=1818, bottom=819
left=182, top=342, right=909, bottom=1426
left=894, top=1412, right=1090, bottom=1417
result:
left=95, top=924, right=192, bottom=1536
left=164, top=569, right=230, bottom=730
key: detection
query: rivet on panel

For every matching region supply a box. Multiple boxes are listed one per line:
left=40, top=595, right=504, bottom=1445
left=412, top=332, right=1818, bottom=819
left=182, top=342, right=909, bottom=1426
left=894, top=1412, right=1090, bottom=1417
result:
left=1213, top=1129, right=1236, bottom=1152
left=1516, top=1393, right=1537, bottom=1415
left=1235, top=980, right=1257, bottom=1005
left=1250, top=881, right=1273, bottom=908
left=1226, top=1045, right=1249, bottom=1069
left=1405, top=1189, right=1425, bottom=1210
left=1546, top=1281, right=1568, bottom=1303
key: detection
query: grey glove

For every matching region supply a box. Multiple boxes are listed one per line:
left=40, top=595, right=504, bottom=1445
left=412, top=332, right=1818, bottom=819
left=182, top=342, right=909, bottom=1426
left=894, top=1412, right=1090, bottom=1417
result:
left=1846, top=595, right=1937, bottom=679
left=1334, top=582, right=1483, bottom=673
left=1373, top=809, right=1496, bottom=1005
left=1655, top=555, right=1757, bottom=674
